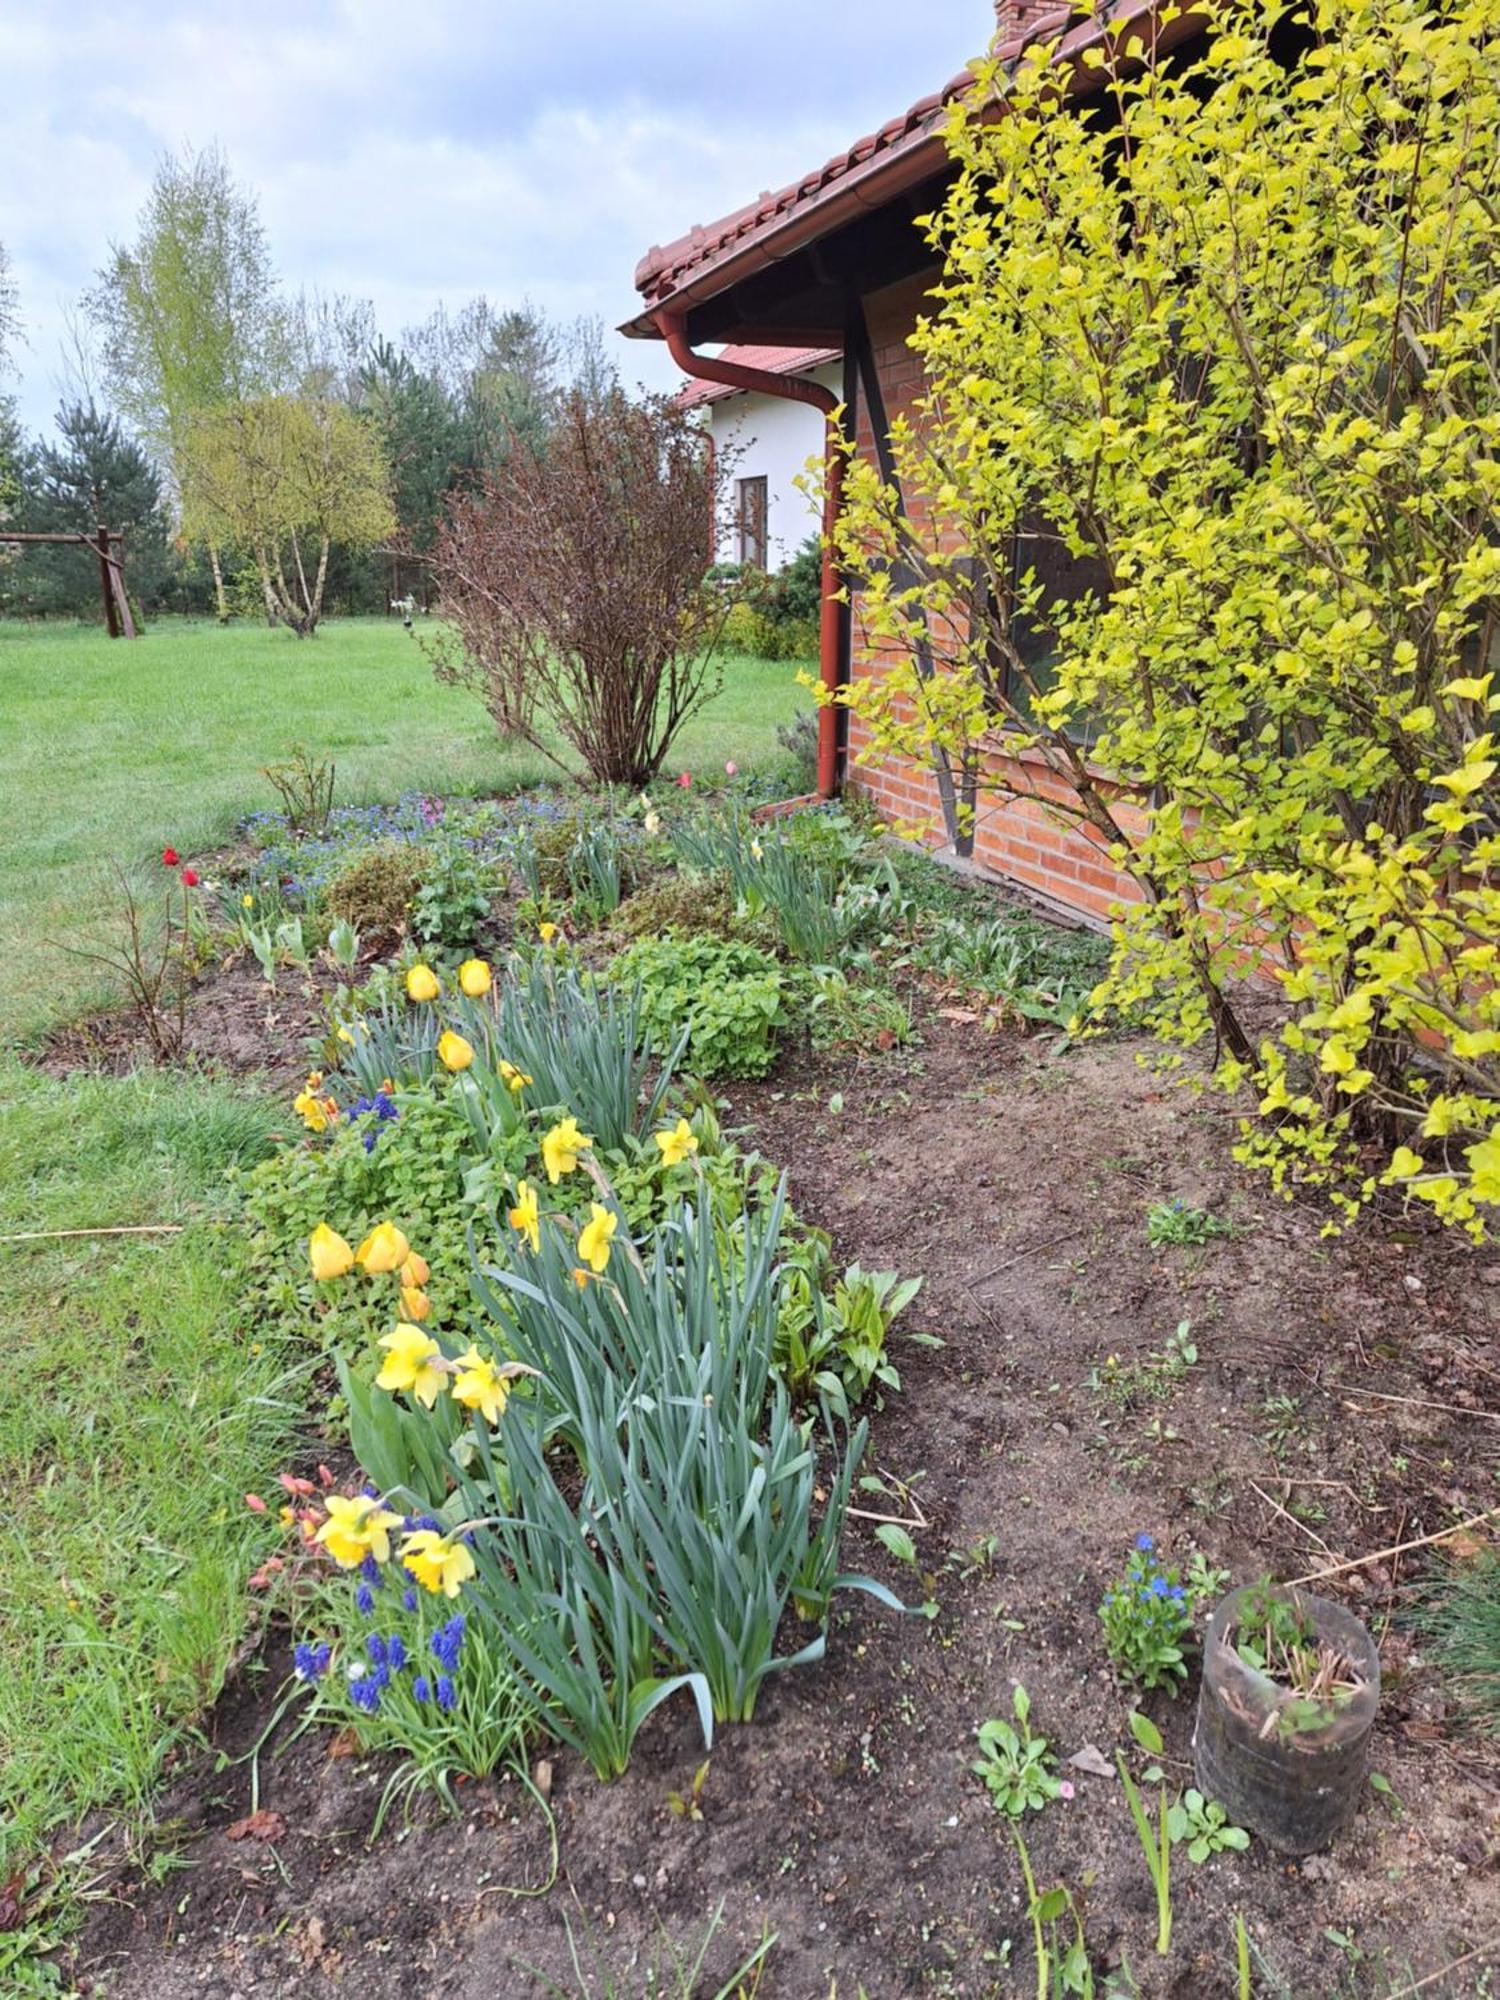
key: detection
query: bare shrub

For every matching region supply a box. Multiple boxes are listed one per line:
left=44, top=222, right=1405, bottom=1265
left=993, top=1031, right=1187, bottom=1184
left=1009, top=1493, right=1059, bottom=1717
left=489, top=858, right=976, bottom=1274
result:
left=424, top=386, right=732, bottom=788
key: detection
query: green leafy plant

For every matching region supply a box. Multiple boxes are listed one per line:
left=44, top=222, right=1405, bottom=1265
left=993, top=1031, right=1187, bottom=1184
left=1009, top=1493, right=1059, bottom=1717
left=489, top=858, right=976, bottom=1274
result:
left=326, top=915, right=362, bottom=969
left=774, top=1250, right=927, bottom=1411
left=1146, top=1200, right=1232, bottom=1247
left=913, top=913, right=1107, bottom=1033
left=808, top=970, right=914, bottom=1053
left=605, top=934, right=789, bottom=1080
left=973, top=1684, right=1062, bottom=1818
left=1168, top=1790, right=1250, bottom=1863
left=1098, top=1536, right=1193, bottom=1691
left=412, top=831, right=497, bottom=949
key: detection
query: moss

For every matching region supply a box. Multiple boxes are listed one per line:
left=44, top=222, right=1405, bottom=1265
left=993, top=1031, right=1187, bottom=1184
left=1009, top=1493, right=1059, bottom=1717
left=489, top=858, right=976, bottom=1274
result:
left=324, top=843, right=424, bottom=932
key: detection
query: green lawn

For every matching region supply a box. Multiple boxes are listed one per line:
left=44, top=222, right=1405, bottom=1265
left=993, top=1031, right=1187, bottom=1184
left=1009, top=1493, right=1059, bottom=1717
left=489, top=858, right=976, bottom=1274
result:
left=0, top=616, right=807, bottom=1042
left=0, top=1057, right=291, bottom=1917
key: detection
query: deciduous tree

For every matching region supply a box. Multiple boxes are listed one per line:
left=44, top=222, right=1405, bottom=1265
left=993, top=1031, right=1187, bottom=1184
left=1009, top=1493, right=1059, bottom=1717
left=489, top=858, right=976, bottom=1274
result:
left=830, top=0, right=1500, bottom=1234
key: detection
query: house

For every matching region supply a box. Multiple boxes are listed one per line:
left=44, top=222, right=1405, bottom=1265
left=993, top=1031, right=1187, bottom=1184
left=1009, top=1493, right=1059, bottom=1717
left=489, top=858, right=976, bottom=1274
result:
left=675, top=344, right=840, bottom=573
left=625, top=0, right=1207, bottom=926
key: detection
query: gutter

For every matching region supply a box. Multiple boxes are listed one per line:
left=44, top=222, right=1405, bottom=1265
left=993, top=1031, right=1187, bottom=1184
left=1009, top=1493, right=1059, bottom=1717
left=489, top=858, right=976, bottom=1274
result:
left=658, top=310, right=845, bottom=801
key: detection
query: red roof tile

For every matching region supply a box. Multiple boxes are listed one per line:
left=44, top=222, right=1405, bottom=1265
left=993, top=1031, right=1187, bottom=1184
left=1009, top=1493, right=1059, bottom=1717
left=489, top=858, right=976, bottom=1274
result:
left=672, top=343, right=841, bottom=409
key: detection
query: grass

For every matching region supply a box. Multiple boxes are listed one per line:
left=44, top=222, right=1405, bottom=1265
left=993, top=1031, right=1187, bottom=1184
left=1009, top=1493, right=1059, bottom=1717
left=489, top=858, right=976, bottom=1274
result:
left=0, top=1056, right=297, bottom=1900
left=0, top=615, right=808, bottom=1042
left=1408, top=1552, right=1500, bottom=1732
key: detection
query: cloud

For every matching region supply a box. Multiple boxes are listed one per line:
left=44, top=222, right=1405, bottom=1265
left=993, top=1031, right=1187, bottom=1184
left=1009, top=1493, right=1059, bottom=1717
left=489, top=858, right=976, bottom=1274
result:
left=1, top=0, right=983, bottom=435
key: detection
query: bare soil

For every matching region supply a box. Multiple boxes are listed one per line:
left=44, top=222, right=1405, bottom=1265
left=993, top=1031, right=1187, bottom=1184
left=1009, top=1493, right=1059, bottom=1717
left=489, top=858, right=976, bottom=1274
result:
left=63, top=995, right=1500, bottom=1999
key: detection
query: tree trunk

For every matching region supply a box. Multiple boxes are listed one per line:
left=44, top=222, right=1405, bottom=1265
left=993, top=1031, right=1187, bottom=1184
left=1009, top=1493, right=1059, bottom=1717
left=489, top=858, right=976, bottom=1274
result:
left=209, top=543, right=229, bottom=624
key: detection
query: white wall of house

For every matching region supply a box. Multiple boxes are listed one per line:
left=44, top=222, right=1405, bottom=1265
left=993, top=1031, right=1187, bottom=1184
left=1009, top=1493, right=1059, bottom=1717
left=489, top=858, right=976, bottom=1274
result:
left=709, top=362, right=841, bottom=571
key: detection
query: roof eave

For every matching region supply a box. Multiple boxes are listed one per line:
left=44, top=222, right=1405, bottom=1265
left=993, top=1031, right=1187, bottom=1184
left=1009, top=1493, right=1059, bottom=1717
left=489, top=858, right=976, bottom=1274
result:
left=622, top=0, right=1208, bottom=341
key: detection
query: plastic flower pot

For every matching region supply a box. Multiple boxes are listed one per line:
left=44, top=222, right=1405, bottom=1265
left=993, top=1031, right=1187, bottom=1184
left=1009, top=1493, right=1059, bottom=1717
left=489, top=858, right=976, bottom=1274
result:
left=1192, top=1582, right=1380, bottom=1855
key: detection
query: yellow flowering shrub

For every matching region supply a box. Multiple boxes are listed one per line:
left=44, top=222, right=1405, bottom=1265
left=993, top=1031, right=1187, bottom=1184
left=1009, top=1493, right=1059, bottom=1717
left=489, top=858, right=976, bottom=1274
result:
left=829, top=0, right=1500, bottom=1234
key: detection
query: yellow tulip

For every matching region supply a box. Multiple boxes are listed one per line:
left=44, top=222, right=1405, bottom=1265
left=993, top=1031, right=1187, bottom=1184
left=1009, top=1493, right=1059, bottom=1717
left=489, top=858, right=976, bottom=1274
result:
left=400, top=1286, right=432, bottom=1322
left=542, top=1115, right=592, bottom=1184
left=375, top=1323, right=445, bottom=1408
left=400, top=1528, right=476, bottom=1598
left=438, top=1029, right=475, bottom=1072
left=308, top=1222, right=355, bottom=1281
left=401, top=1252, right=431, bottom=1288
left=356, top=1221, right=410, bottom=1274
left=315, top=1493, right=403, bottom=1569
left=508, top=1179, right=540, bottom=1253
left=576, top=1202, right=618, bottom=1275
left=406, top=963, right=440, bottom=1002
left=654, top=1118, right=699, bottom=1168
left=458, top=958, right=492, bottom=998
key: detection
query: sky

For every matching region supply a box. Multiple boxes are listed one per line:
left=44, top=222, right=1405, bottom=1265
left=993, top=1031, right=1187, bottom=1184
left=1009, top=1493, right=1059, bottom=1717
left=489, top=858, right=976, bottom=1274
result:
left=1, top=0, right=984, bottom=441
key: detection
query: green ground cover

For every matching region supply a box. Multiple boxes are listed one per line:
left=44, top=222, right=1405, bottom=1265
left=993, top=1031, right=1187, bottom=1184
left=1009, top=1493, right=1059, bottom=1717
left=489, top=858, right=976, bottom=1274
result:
left=0, top=1058, right=290, bottom=1916
left=0, top=616, right=807, bottom=1041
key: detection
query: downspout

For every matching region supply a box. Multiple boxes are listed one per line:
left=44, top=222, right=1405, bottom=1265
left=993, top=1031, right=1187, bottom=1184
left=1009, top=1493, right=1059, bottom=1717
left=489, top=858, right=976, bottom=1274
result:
left=657, top=309, right=845, bottom=799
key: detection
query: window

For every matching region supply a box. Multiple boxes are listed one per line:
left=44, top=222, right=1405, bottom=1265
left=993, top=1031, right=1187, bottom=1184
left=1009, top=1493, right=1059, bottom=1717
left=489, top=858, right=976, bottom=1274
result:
left=736, top=476, right=768, bottom=569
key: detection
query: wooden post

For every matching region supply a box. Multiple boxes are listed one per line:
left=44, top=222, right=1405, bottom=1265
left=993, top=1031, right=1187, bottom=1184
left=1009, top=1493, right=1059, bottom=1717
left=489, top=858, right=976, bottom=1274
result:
left=95, top=524, right=121, bottom=638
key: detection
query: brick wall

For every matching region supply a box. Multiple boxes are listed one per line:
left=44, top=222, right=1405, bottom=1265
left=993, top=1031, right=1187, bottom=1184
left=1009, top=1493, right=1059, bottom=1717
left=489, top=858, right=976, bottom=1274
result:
left=846, top=272, right=1141, bottom=929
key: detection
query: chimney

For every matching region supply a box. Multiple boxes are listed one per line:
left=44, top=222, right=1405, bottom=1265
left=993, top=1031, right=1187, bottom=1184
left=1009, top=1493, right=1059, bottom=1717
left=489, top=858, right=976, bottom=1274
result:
left=993, top=0, right=1049, bottom=43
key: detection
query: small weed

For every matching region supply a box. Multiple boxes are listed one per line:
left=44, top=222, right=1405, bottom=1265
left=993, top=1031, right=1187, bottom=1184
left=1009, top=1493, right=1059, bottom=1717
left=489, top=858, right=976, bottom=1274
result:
left=1089, top=1321, right=1197, bottom=1409
left=973, top=1685, right=1062, bottom=1818
left=1146, top=1199, right=1232, bottom=1247
left=1167, top=1789, right=1250, bottom=1862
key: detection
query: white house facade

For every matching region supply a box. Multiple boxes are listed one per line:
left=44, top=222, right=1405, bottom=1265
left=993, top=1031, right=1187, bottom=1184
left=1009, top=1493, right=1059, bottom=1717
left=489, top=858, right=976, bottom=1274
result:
left=675, top=345, right=840, bottom=572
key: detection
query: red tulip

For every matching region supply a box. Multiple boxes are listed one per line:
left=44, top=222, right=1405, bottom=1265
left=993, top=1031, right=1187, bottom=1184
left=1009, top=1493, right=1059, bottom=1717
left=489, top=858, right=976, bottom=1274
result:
left=244, top=1493, right=268, bottom=1513
left=181, top=866, right=199, bottom=887
left=676, top=772, right=692, bottom=789
left=162, top=847, right=179, bottom=866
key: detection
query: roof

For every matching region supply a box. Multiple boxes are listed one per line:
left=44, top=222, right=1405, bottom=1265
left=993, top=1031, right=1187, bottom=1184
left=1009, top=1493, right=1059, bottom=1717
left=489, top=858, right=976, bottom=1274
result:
left=672, top=343, right=841, bottom=410
left=624, top=0, right=1202, bottom=339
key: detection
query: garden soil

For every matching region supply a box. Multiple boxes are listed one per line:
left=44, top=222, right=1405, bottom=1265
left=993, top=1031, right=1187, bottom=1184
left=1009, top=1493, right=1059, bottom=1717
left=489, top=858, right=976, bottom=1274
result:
left=67, top=1005, right=1500, bottom=1999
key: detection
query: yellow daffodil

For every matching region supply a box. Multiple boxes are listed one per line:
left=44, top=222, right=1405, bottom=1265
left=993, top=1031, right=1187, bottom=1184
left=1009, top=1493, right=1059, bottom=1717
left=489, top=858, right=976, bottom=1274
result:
left=308, top=1222, right=355, bottom=1281
left=400, top=1528, right=477, bottom=1598
left=458, top=958, right=492, bottom=997
left=400, top=1286, right=432, bottom=1322
left=293, top=1088, right=334, bottom=1133
left=375, top=1323, right=445, bottom=1407
left=750, top=838, right=764, bottom=862
left=498, top=1060, right=532, bottom=1094
left=450, top=1345, right=510, bottom=1425
left=538, top=922, right=558, bottom=944
left=437, top=1029, right=475, bottom=1072
left=242, top=892, right=254, bottom=908
left=400, top=1252, right=430, bottom=1288
left=542, top=1115, right=592, bottom=1184
left=644, top=810, right=662, bottom=836
left=315, top=1492, right=403, bottom=1568
left=406, top=963, right=440, bottom=1002
left=508, top=1179, right=540, bottom=1252
left=336, top=1023, right=355, bottom=1045
left=356, top=1221, right=410, bottom=1273
left=576, top=1202, right=618, bottom=1275
left=654, top=1118, right=699, bottom=1168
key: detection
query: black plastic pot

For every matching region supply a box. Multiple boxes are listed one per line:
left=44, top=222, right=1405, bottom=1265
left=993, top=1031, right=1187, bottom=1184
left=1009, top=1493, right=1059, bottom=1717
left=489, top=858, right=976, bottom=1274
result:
left=1193, top=1583, right=1380, bottom=1855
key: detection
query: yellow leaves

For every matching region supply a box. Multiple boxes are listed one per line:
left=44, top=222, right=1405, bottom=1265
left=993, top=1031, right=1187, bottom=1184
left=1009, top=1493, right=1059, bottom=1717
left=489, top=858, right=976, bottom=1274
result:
left=1433, top=755, right=1497, bottom=798
left=1441, top=672, right=1493, bottom=702
left=1468, top=1134, right=1500, bottom=1209
left=1400, top=706, right=1435, bottom=734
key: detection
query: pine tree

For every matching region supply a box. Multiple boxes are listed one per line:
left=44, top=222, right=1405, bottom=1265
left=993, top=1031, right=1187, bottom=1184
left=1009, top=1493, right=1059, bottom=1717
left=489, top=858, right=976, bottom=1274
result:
left=11, top=401, right=171, bottom=616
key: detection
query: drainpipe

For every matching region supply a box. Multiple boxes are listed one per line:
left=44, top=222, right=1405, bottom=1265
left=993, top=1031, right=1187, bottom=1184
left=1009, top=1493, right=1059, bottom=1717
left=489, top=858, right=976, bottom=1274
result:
left=657, top=310, right=845, bottom=800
